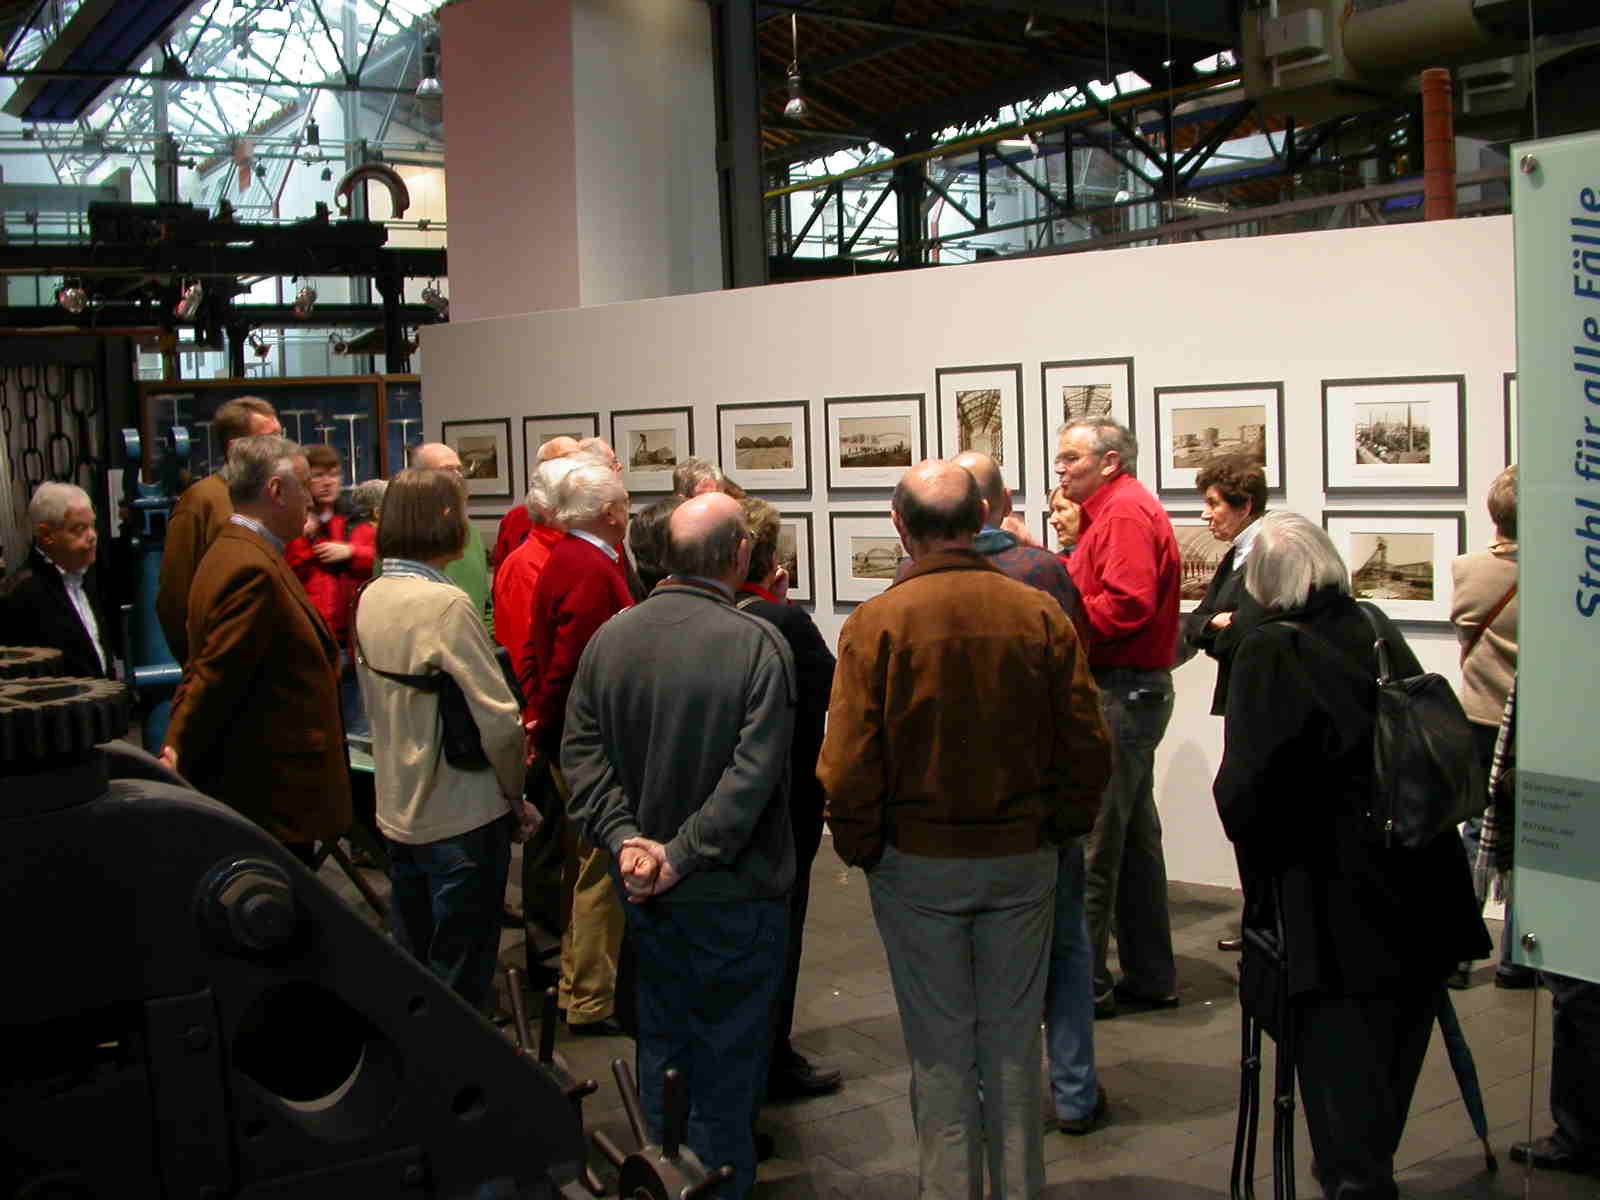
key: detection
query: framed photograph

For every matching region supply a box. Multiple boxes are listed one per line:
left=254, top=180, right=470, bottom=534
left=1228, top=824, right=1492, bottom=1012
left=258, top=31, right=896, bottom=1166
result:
left=1322, top=510, right=1466, bottom=624
left=1321, top=375, right=1466, bottom=495
left=830, top=513, right=906, bottom=605
left=612, top=406, right=694, bottom=494
left=717, top=400, right=811, bottom=493
left=1039, top=357, right=1135, bottom=486
left=1154, top=381, right=1285, bottom=497
left=825, top=394, right=926, bottom=490
left=1166, top=510, right=1227, bottom=613
left=1503, top=373, right=1517, bottom=465
left=468, top=512, right=502, bottom=552
left=441, top=418, right=513, bottom=500
left=777, top=511, right=816, bottom=604
left=935, top=363, right=1024, bottom=493
left=522, top=412, right=599, bottom=482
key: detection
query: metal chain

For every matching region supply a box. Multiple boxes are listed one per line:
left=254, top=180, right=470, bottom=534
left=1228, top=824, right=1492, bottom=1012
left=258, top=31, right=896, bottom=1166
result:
left=15, top=366, right=45, bottom=493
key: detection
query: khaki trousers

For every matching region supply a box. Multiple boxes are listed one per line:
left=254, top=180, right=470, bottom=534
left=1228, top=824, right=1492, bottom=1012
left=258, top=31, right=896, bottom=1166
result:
left=553, top=765, right=624, bottom=1023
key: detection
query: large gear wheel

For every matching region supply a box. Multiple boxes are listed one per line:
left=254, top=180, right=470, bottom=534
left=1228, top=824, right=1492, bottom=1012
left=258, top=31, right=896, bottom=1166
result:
left=0, top=646, right=65, bottom=679
left=0, top=677, right=130, bottom=767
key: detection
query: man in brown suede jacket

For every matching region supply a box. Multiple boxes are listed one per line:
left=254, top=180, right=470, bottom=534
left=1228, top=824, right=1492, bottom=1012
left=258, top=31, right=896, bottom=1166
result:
left=818, top=459, right=1110, bottom=1200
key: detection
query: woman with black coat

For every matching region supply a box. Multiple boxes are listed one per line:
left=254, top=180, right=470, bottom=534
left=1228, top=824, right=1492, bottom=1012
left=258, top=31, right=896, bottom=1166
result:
left=1213, top=512, right=1491, bottom=1200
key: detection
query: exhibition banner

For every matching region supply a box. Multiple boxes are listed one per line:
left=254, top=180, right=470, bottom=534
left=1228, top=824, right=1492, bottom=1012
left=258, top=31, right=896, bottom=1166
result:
left=1511, top=130, right=1600, bottom=984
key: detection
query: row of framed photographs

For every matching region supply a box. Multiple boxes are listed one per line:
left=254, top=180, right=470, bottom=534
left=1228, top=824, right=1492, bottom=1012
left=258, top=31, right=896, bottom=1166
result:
left=470, top=501, right=1467, bottom=624
left=442, top=367, right=1509, bottom=507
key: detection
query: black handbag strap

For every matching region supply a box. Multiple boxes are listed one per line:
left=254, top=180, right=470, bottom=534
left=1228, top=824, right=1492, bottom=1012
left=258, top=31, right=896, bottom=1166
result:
left=350, top=578, right=446, bottom=692
left=1277, top=603, right=1390, bottom=683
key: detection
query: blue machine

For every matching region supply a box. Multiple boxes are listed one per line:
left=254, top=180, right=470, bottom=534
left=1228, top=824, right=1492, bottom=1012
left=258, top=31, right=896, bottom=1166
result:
left=119, top=425, right=188, bottom=751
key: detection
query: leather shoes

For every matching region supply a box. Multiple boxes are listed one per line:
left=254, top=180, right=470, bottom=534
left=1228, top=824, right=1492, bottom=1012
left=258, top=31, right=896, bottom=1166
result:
left=1112, top=982, right=1179, bottom=1011
left=1509, top=1136, right=1598, bottom=1174
left=1218, top=936, right=1244, bottom=953
left=566, top=1015, right=627, bottom=1038
left=1057, top=1086, right=1109, bottom=1136
left=1495, top=968, right=1537, bottom=990
left=767, top=1054, right=843, bottom=1100
left=754, top=1130, right=776, bottom=1163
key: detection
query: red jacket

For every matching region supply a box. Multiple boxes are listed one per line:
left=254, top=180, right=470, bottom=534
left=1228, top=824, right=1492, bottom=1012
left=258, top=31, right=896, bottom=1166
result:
left=1065, top=472, right=1181, bottom=672
left=285, top=513, right=375, bottom=644
left=492, top=504, right=532, bottom=571
left=520, top=534, right=631, bottom=750
left=495, top=523, right=564, bottom=680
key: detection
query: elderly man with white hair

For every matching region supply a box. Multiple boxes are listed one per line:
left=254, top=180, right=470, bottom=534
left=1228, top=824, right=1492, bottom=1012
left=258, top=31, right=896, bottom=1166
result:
left=519, top=458, right=633, bottom=1036
left=1, top=481, right=115, bottom=679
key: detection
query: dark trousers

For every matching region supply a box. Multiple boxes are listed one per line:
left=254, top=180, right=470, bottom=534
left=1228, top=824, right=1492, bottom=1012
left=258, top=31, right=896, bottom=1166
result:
left=772, top=801, right=825, bottom=1064
left=387, top=813, right=513, bottom=1012
left=1547, top=971, right=1600, bottom=1154
left=626, top=893, right=788, bottom=1200
left=1293, top=984, right=1436, bottom=1200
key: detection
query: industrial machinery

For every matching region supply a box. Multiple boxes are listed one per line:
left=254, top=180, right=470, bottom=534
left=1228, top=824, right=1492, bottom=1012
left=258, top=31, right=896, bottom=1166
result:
left=0, top=672, right=724, bottom=1198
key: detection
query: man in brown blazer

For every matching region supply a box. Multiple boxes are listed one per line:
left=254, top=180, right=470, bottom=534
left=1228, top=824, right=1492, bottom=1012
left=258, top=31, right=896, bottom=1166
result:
left=161, top=434, right=351, bottom=861
left=156, top=395, right=281, bottom=664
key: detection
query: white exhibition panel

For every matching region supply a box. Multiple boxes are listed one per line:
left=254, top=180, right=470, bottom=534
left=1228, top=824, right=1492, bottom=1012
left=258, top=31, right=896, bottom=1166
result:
left=424, top=216, right=1516, bottom=890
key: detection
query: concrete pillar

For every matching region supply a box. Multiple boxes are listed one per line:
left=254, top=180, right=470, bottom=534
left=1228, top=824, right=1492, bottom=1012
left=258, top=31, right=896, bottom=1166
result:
left=440, top=0, right=723, bottom=322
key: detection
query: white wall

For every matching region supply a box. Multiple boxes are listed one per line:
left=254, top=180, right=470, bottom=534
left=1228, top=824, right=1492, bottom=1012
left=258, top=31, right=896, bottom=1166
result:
left=423, top=216, right=1516, bottom=889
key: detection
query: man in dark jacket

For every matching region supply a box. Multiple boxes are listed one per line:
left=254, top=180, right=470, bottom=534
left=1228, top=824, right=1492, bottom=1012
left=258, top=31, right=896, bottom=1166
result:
left=737, top=497, right=842, bottom=1102
left=2, top=482, right=116, bottom=679
left=563, top=492, right=795, bottom=1200
left=819, top=460, right=1111, bottom=1199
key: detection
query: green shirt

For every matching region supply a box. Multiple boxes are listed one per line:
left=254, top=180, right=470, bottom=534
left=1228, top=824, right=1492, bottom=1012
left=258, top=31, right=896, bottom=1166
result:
left=445, top=522, right=494, bottom=637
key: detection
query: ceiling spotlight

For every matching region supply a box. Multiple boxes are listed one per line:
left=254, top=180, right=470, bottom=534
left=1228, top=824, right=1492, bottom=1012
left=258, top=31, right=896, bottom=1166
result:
left=782, top=14, right=807, bottom=120
left=1023, top=13, right=1052, bottom=38
left=784, top=67, right=808, bottom=120
left=293, top=284, right=318, bottom=319
left=415, top=35, right=442, bottom=99
left=305, top=119, right=320, bottom=146
left=174, top=280, right=204, bottom=321
left=421, top=281, right=449, bottom=318
left=57, top=281, right=89, bottom=314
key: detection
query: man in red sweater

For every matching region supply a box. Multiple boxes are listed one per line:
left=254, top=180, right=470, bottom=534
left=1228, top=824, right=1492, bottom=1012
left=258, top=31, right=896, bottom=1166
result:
left=521, top=458, right=633, bottom=1035
left=1056, top=417, right=1183, bottom=1021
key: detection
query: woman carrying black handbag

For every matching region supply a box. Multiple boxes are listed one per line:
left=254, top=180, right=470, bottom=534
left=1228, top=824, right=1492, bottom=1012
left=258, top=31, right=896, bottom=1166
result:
left=1213, top=512, right=1491, bottom=1200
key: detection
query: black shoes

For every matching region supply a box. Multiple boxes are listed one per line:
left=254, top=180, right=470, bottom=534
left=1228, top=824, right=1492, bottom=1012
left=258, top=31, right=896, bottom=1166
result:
left=1217, top=936, right=1244, bottom=953
left=1509, top=1136, right=1598, bottom=1174
left=767, top=1052, right=843, bottom=1100
left=754, top=1129, right=776, bottom=1162
left=1495, top=968, right=1537, bottom=990
left=1057, top=1086, right=1109, bottom=1136
left=1113, top=982, right=1179, bottom=1011
left=1447, top=966, right=1471, bottom=990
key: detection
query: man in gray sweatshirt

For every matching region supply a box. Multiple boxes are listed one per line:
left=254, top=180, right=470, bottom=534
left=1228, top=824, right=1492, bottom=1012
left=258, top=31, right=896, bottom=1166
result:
left=562, top=492, right=796, bottom=1200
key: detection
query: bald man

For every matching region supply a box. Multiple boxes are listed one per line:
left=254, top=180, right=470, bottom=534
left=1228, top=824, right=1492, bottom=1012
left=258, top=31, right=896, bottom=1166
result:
left=413, top=443, right=493, bottom=635
left=492, top=437, right=581, bottom=569
left=819, top=460, right=1111, bottom=1198
left=564, top=492, right=795, bottom=1200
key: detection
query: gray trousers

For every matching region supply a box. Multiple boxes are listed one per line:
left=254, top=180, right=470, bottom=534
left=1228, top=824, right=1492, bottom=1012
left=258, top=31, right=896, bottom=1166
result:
left=1085, top=668, right=1177, bottom=1001
left=868, top=844, right=1056, bottom=1200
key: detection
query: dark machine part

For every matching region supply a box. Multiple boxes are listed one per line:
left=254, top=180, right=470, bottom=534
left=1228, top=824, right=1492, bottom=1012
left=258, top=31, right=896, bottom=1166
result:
left=592, top=1063, right=733, bottom=1200
left=0, top=645, right=64, bottom=678
left=1, top=678, right=595, bottom=1199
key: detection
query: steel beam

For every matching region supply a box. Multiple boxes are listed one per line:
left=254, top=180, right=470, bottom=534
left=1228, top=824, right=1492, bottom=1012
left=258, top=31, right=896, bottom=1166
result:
left=710, top=0, right=768, bottom=288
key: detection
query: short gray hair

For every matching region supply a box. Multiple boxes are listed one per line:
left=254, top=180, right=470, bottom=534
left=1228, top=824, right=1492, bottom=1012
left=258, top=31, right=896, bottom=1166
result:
left=1060, top=417, right=1138, bottom=466
left=666, top=505, right=747, bottom=579
left=527, top=455, right=590, bottom=525
left=224, top=434, right=303, bottom=506
left=29, top=481, right=92, bottom=528
left=672, top=456, right=725, bottom=497
left=348, top=478, right=388, bottom=522
left=553, top=460, right=627, bottom=527
left=1244, top=512, right=1350, bottom=612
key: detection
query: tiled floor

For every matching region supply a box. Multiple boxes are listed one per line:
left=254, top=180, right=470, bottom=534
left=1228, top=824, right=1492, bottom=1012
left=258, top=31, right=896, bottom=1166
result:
left=326, top=838, right=1588, bottom=1199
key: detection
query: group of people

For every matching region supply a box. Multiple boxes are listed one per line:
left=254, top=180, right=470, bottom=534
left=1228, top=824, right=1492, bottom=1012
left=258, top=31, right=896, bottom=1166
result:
left=6, top=388, right=1595, bottom=1200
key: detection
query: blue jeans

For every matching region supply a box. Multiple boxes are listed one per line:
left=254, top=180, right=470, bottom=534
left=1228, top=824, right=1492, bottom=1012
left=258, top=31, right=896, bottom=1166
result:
left=386, top=813, right=512, bottom=1011
left=1045, top=840, right=1097, bottom=1118
left=1085, top=668, right=1177, bottom=1001
left=625, top=893, right=788, bottom=1200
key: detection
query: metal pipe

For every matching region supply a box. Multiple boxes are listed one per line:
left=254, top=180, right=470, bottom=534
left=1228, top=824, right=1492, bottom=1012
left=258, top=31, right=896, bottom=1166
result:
left=1421, top=68, right=1456, bottom=221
